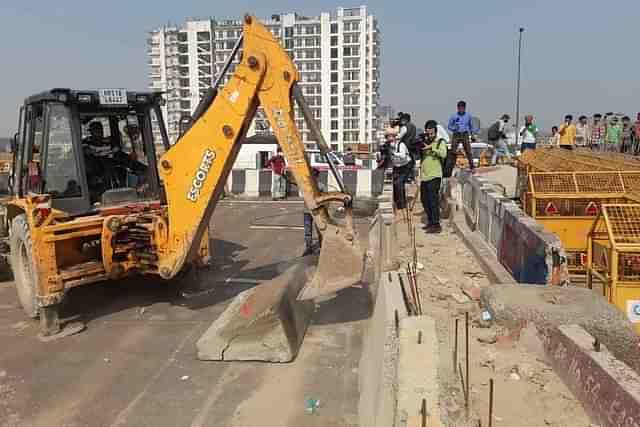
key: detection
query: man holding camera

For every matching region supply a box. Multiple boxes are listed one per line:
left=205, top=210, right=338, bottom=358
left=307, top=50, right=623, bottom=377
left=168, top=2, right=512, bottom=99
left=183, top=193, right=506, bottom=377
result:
left=420, top=120, right=448, bottom=234
left=395, top=113, right=417, bottom=181
left=447, top=101, right=478, bottom=172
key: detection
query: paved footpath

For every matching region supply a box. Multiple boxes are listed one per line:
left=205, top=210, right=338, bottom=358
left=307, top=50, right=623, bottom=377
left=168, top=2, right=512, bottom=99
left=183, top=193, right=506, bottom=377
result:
left=0, top=201, right=368, bottom=427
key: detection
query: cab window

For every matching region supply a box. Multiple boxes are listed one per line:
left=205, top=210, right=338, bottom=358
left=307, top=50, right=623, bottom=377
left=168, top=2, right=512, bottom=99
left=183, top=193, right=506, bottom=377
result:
left=44, top=104, right=82, bottom=197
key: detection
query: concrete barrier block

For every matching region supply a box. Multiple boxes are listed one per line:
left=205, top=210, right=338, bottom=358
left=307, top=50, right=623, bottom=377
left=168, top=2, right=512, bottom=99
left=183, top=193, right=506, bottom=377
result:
left=396, top=316, right=443, bottom=427
left=359, top=271, right=409, bottom=427
left=368, top=214, right=382, bottom=291
left=357, top=169, right=373, bottom=198
left=196, top=259, right=316, bottom=362
left=245, top=169, right=259, bottom=197
left=231, top=169, right=246, bottom=194
left=258, top=169, right=272, bottom=196
left=372, top=169, right=385, bottom=196
left=541, top=325, right=640, bottom=427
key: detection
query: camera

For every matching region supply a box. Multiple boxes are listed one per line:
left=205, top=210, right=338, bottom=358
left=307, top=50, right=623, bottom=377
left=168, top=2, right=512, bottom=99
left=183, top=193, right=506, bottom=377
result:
left=390, top=112, right=405, bottom=128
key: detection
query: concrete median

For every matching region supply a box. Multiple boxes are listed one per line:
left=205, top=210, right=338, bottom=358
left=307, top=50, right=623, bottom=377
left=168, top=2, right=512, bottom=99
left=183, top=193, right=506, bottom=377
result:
left=196, top=257, right=316, bottom=362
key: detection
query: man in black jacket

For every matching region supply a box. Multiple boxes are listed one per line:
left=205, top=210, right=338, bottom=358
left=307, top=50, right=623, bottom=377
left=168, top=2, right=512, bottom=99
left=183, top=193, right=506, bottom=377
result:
left=397, top=113, right=417, bottom=181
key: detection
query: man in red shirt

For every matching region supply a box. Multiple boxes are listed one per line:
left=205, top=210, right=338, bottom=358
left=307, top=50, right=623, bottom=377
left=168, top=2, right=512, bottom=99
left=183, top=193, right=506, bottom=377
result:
left=267, top=147, right=287, bottom=200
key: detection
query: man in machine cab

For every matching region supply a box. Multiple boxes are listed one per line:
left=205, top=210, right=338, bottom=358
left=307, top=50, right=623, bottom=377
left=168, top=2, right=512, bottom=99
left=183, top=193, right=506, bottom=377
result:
left=82, top=120, right=147, bottom=202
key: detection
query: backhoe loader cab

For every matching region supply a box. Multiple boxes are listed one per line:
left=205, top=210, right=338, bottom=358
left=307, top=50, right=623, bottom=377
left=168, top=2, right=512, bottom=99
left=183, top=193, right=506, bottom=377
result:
left=6, top=88, right=184, bottom=338
left=13, top=88, right=168, bottom=212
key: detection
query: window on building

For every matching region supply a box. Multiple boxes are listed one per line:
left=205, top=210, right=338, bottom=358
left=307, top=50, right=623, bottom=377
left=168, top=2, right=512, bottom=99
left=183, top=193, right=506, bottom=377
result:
left=331, top=73, right=338, bottom=83
left=285, top=39, right=293, bottom=49
left=180, top=100, right=191, bottom=110
left=331, top=96, right=338, bottom=106
left=197, top=31, right=210, bottom=41
left=331, top=48, right=338, bottom=59
left=331, top=35, right=338, bottom=46
left=331, top=120, right=338, bottom=130
left=331, top=108, right=338, bottom=118
left=331, top=133, right=338, bottom=142
left=331, top=85, right=338, bottom=95
left=178, top=56, right=188, bottom=65
left=178, top=32, right=188, bottom=42
left=180, top=78, right=189, bottom=87
left=285, top=27, right=293, bottom=37
left=331, top=23, right=338, bottom=33
left=180, top=89, right=190, bottom=98
left=331, top=61, right=338, bottom=71
left=343, top=46, right=360, bottom=57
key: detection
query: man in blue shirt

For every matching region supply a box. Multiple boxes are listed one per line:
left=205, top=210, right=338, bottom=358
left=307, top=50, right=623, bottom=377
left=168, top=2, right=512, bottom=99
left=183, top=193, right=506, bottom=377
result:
left=447, top=100, right=478, bottom=172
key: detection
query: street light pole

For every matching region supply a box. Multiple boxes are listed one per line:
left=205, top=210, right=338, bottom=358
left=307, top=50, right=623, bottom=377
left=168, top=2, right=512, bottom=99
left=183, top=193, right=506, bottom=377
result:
left=514, top=27, right=524, bottom=148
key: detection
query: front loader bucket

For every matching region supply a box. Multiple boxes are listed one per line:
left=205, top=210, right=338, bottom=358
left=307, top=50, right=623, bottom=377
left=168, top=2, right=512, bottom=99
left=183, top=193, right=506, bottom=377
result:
left=297, top=223, right=364, bottom=301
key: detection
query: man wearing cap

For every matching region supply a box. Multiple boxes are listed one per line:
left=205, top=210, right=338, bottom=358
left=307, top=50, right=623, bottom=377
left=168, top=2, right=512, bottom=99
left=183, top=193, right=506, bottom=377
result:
left=519, top=115, right=539, bottom=153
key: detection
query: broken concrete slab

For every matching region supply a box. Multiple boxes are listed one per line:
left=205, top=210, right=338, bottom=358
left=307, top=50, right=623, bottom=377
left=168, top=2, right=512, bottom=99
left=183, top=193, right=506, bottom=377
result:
left=450, top=292, right=470, bottom=304
left=542, top=325, right=640, bottom=427
left=196, top=257, right=316, bottom=363
left=461, top=281, right=481, bottom=301
left=481, top=283, right=640, bottom=374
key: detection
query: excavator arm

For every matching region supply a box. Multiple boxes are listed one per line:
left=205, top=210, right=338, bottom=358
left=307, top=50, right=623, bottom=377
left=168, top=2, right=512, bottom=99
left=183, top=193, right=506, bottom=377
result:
left=156, top=15, right=363, bottom=300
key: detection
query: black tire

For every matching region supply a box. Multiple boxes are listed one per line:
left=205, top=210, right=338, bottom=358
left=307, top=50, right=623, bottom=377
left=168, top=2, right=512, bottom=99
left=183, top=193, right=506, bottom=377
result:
left=10, top=214, right=39, bottom=318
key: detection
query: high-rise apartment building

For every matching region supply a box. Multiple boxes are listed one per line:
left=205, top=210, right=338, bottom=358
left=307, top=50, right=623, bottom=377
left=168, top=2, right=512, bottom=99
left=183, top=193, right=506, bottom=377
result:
left=147, top=6, right=380, bottom=152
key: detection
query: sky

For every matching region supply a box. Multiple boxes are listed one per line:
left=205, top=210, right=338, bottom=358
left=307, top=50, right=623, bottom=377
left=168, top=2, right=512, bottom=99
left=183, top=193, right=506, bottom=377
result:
left=1, top=0, right=639, bottom=136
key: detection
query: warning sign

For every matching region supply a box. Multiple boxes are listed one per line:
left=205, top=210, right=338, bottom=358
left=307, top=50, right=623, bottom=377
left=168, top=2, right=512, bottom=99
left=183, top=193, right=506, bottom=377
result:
left=627, top=300, right=640, bottom=323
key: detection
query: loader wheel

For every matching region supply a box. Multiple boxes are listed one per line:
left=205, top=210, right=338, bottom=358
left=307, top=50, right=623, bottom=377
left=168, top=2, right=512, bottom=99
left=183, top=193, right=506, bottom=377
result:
left=10, top=214, right=39, bottom=318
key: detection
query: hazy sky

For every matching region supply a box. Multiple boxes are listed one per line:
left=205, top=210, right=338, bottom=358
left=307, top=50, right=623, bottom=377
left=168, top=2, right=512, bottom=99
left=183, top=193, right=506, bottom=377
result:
left=1, top=0, right=639, bottom=136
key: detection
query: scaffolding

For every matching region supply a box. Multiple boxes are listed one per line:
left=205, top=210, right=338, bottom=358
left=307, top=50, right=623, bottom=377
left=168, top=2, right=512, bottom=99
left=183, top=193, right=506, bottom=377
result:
left=587, top=204, right=640, bottom=334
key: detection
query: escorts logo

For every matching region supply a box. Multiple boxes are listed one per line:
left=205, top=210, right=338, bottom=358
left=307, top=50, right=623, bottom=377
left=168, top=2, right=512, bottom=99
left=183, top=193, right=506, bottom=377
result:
left=187, top=149, right=216, bottom=202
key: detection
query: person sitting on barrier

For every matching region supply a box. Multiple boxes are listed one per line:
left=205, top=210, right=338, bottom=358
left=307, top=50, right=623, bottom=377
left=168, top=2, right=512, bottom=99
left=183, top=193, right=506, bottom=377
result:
left=420, top=120, right=448, bottom=234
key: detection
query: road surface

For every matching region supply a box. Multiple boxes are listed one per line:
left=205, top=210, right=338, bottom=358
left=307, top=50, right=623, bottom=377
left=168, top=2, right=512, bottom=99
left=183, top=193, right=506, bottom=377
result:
left=0, top=201, right=368, bottom=427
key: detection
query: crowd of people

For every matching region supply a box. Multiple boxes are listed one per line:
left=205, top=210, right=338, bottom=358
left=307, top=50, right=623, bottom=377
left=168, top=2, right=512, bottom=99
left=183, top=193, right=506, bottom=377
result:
left=377, top=104, right=471, bottom=234
left=546, top=113, right=640, bottom=153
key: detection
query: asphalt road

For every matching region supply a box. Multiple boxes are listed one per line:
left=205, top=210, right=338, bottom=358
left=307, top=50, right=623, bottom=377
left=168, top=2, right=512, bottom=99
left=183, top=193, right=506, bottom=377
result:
left=0, top=201, right=369, bottom=427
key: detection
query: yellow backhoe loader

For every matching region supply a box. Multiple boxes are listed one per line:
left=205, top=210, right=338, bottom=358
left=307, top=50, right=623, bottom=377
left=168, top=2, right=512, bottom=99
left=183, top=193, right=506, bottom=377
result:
left=5, top=15, right=363, bottom=339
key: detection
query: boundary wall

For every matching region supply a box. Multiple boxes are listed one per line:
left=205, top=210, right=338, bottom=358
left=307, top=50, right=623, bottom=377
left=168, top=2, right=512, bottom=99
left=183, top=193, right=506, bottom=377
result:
left=456, top=170, right=570, bottom=286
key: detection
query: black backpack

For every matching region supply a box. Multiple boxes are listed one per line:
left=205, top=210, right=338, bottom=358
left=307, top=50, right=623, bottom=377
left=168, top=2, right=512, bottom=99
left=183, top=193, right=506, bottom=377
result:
left=487, top=121, right=501, bottom=142
left=432, top=139, right=455, bottom=178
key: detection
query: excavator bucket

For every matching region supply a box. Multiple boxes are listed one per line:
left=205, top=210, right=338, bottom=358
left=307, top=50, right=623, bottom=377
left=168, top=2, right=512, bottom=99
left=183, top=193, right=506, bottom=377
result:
left=297, top=221, right=364, bottom=301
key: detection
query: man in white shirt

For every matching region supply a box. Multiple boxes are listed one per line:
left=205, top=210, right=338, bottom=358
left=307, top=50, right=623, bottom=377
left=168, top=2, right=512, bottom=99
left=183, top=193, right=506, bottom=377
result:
left=488, top=114, right=511, bottom=165
left=519, top=115, right=538, bottom=152
left=390, top=130, right=412, bottom=220
left=575, top=115, right=590, bottom=147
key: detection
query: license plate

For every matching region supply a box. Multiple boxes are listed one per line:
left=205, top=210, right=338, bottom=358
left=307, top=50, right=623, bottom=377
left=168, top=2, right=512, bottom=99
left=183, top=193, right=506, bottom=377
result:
left=98, top=89, right=128, bottom=106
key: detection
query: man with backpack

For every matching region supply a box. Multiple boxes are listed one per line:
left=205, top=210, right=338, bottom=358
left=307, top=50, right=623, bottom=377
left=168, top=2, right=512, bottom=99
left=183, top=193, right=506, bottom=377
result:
left=397, top=113, right=417, bottom=181
left=391, top=127, right=413, bottom=221
left=488, top=114, right=511, bottom=165
left=420, top=120, right=448, bottom=234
